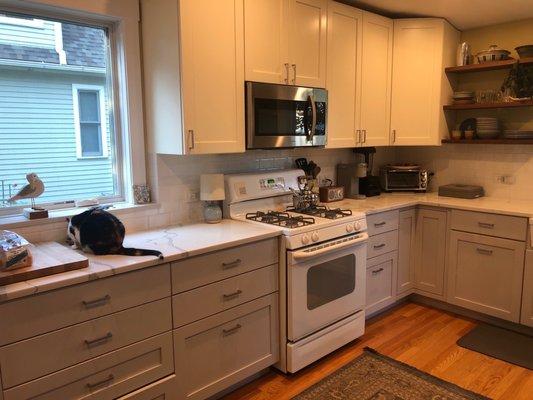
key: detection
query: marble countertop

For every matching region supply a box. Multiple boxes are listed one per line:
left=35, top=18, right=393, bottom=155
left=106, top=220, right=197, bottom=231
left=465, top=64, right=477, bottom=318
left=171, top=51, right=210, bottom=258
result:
left=0, top=220, right=281, bottom=303
left=336, top=192, right=533, bottom=218
left=2, top=193, right=532, bottom=304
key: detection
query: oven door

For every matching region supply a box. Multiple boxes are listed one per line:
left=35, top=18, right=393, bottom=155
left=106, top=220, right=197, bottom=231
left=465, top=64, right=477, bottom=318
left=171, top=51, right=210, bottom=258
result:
left=246, top=81, right=327, bottom=149
left=386, top=170, right=421, bottom=190
left=287, top=233, right=367, bottom=342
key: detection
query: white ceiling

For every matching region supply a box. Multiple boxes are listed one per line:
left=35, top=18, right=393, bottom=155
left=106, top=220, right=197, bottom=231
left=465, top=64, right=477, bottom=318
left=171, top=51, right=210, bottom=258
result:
left=341, top=0, right=533, bottom=30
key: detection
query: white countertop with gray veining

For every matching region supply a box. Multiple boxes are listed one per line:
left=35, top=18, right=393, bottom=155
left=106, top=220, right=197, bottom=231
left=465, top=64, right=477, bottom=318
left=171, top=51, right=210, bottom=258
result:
left=0, top=220, right=281, bottom=303
left=2, top=193, right=532, bottom=304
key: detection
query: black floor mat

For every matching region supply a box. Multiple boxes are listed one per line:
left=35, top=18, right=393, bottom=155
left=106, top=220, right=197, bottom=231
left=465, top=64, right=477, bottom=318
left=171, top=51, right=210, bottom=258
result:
left=457, top=324, right=533, bottom=370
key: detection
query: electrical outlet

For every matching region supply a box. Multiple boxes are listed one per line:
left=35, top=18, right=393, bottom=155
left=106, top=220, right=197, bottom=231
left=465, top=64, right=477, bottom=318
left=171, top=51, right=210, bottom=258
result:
left=187, top=190, right=200, bottom=202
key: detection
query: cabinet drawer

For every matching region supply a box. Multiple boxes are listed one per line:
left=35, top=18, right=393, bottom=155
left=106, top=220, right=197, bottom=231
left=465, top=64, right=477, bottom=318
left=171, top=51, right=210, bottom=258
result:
left=365, top=252, right=397, bottom=315
left=367, top=230, right=398, bottom=259
left=173, top=264, right=278, bottom=327
left=117, top=375, right=177, bottom=400
left=0, top=298, right=172, bottom=388
left=0, top=264, right=171, bottom=346
left=367, top=210, right=399, bottom=236
left=3, top=333, right=173, bottom=400
left=174, top=293, right=279, bottom=400
left=447, top=231, right=525, bottom=322
left=451, top=210, right=527, bottom=241
left=172, top=238, right=278, bottom=293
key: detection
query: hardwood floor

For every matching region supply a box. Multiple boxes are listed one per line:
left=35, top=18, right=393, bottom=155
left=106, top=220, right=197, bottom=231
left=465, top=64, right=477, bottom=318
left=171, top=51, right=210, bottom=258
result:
left=223, top=302, right=533, bottom=400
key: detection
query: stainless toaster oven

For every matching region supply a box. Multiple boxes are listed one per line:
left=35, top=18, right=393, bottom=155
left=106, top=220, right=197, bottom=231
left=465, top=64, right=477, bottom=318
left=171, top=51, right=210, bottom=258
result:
left=380, top=165, right=428, bottom=192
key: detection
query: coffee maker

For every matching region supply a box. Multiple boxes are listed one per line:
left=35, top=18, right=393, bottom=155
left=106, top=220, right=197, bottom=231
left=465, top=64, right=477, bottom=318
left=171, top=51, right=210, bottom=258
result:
left=337, top=147, right=381, bottom=199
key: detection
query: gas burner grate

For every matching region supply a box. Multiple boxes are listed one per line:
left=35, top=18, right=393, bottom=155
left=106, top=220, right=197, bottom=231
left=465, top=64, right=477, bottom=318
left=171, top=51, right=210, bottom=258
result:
left=246, top=211, right=315, bottom=228
left=287, top=205, right=352, bottom=219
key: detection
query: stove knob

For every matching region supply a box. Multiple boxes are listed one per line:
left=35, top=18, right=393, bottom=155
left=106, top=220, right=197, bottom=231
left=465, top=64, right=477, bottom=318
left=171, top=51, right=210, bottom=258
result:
left=346, top=224, right=354, bottom=233
left=301, top=234, right=310, bottom=245
left=354, top=221, right=362, bottom=231
left=311, top=232, right=319, bottom=242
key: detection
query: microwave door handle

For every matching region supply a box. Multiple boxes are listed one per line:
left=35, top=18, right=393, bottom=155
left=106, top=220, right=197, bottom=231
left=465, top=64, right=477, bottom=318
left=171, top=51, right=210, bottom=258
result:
left=292, top=233, right=368, bottom=260
left=307, top=95, right=317, bottom=142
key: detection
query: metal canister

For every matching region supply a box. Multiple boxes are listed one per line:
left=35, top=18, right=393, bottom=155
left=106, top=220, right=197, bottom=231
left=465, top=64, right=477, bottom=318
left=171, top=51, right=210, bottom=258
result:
left=457, top=42, right=471, bottom=66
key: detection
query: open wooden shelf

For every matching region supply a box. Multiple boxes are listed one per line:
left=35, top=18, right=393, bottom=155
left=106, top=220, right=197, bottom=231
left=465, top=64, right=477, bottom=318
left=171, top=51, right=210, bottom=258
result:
left=442, top=138, right=533, bottom=144
left=445, top=57, right=533, bottom=74
left=443, top=100, right=533, bottom=110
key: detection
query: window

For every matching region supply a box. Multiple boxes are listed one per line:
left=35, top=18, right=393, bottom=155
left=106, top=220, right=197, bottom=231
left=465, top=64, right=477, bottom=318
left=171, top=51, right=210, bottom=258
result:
left=0, top=11, right=124, bottom=213
left=72, top=85, right=108, bottom=158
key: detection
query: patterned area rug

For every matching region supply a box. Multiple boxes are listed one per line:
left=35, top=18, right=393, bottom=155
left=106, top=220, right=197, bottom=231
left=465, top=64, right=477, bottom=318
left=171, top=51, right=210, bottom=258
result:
left=292, top=348, right=490, bottom=400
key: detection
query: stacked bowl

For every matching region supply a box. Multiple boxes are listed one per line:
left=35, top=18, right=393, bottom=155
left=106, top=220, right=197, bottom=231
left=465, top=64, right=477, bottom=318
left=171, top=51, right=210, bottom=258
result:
left=476, top=117, right=500, bottom=139
left=452, top=91, right=475, bottom=105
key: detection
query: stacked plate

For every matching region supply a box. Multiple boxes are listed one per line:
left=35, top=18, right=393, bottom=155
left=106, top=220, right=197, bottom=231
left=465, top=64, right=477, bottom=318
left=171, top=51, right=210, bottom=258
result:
left=453, top=91, right=475, bottom=105
left=502, top=130, right=533, bottom=139
left=476, top=117, right=500, bottom=138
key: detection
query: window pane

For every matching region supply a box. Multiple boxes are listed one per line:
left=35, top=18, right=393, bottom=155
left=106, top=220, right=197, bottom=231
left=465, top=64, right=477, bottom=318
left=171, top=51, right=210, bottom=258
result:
left=0, top=13, right=120, bottom=209
left=78, top=90, right=100, bottom=123
left=80, top=124, right=103, bottom=156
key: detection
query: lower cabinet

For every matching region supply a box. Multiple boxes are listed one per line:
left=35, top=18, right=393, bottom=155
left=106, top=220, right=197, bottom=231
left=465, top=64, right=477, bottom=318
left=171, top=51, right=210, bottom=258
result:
left=174, top=294, right=279, bottom=400
left=118, top=375, right=178, bottom=400
left=447, top=231, right=525, bottom=322
left=415, top=208, right=447, bottom=297
left=365, top=251, right=397, bottom=315
left=397, top=208, right=416, bottom=295
left=521, top=250, right=533, bottom=327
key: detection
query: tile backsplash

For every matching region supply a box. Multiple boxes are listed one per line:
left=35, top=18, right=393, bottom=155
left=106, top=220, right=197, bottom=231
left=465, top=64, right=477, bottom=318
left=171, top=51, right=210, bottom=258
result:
left=396, top=145, right=533, bottom=200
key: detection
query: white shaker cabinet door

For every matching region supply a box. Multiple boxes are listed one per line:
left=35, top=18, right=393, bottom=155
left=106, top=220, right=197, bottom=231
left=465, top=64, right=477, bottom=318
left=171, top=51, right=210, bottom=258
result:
left=360, top=11, right=393, bottom=147
left=325, top=1, right=362, bottom=148
left=288, top=0, right=327, bottom=88
left=415, top=208, right=447, bottom=297
left=448, top=231, right=525, bottom=323
left=244, top=0, right=289, bottom=84
left=397, top=208, right=416, bottom=295
left=180, top=0, right=245, bottom=154
left=390, top=19, right=458, bottom=146
left=521, top=251, right=533, bottom=327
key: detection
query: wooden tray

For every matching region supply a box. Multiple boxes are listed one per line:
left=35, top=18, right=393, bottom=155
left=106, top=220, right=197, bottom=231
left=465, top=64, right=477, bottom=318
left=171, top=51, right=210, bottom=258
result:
left=0, top=242, right=88, bottom=286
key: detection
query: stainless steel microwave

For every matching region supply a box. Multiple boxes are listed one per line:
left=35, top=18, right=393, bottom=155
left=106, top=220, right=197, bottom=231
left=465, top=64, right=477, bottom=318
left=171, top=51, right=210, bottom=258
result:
left=245, top=81, right=327, bottom=149
left=380, top=165, right=429, bottom=192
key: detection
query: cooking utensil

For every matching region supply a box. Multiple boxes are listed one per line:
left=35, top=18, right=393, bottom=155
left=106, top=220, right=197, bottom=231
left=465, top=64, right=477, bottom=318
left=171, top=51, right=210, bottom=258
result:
left=295, top=158, right=308, bottom=172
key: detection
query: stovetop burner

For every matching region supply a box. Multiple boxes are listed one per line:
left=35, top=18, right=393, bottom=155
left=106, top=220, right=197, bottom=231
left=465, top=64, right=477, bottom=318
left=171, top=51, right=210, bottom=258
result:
left=246, top=211, right=315, bottom=228
left=286, top=205, right=352, bottom=220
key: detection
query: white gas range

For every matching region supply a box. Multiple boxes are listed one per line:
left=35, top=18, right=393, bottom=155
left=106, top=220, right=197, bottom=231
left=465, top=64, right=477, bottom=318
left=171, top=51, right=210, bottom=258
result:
left=225, top=169, right=368, bottom=373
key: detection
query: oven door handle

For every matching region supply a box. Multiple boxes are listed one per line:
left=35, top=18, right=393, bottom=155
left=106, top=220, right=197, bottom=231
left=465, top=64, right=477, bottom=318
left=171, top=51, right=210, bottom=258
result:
left=292, top=233, right=368, bottom=260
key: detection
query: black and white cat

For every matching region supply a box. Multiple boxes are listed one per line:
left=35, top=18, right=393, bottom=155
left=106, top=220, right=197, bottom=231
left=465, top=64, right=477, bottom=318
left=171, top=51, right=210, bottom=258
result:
left=67, top=207, right=163, bottom=259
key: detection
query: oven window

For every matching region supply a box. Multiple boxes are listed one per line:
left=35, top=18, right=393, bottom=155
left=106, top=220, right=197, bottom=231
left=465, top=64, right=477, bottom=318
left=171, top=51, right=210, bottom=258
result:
left=307, top=254, right=356, bottom=310
left=388, top=172, right=420, bottom=188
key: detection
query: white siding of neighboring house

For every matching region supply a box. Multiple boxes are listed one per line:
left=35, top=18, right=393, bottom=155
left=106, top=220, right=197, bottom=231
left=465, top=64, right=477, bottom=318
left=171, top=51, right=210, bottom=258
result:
left=0, top=68, right=115, bottom=206
left=0, top=18, right=56, bottom=48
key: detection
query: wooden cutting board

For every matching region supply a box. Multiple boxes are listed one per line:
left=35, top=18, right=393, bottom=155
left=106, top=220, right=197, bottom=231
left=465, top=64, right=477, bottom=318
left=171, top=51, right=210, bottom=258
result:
left=0, top=242, right=88, bottom=286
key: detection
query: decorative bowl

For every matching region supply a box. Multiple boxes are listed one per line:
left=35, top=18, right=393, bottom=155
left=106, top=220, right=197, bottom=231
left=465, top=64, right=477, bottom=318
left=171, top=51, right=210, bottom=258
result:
left=515, top=45, right=533, bottom=59
left=476, top=45, right=511, bottom=63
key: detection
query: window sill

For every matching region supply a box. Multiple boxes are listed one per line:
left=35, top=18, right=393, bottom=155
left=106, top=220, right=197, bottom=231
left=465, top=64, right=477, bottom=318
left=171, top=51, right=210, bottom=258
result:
left=0, top=203, right=159, bottom=231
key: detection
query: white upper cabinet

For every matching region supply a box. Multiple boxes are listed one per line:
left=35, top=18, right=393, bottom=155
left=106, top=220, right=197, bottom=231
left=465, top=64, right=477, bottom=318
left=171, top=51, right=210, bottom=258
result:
left=360, top=12, right=393, bottom=147
left=142, top=0, right=245, bottom=155
left=325, top=1, right=362, bottom=148
left=244, top=0, right=289, bottom=84
left=244, top=0, right=327, bottom=88
left=390, top=19, right=458, bottom=146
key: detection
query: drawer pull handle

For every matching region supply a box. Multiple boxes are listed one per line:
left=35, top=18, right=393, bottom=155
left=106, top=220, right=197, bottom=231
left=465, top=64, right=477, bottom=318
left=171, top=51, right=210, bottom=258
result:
left=223, top=289, right=242, bottom=300
left=477, top=248, right=493, bottom=256
left=478, top=222, right=495, bottom=229
left=373, top=243, right=386, bottom=249
left=374, top=222, right=386, bottom=227
left=82, top=294, right=111, bottom=309
left=222, top=324, right=242, bottom=336
left=372, top=268, right=384, bottom=275
left=84, top=332, right=113, bottom=348
left=86, top=374, right=114, bottom=389
left=222, top=259, right=242, bottom=269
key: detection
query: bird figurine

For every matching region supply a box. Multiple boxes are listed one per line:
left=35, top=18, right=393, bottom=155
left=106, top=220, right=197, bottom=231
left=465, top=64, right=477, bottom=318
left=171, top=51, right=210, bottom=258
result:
left=9, top=173, right=45, bottom=209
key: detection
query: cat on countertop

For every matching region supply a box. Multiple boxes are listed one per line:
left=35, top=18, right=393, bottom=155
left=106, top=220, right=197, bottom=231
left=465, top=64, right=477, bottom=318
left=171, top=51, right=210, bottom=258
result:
left=67, top=206, right=163, bottom=259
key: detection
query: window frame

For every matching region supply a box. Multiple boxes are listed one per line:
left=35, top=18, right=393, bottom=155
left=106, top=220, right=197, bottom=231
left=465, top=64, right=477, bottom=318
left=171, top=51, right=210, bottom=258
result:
left=0, top=0, right=146, bottom=218
left=72, top=84, right=109, bottom=159
left=0, top=14, right=45, bottom=28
